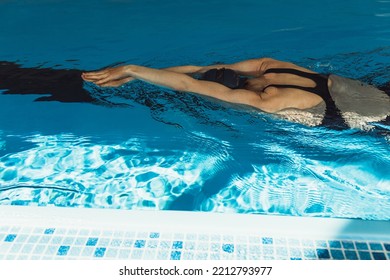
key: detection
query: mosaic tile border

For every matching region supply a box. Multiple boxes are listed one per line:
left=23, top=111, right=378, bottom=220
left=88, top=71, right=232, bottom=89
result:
left=0, top=225, right=389, bottom=260
left=1, top=206, right=389, bottom=260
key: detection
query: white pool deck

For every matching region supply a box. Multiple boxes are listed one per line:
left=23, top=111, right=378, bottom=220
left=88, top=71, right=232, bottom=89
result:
left=0, top=205, right=389, bottom=260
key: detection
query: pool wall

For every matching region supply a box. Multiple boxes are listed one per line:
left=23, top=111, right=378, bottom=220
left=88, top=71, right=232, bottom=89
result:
left=0, top=206, right=389, bottom=260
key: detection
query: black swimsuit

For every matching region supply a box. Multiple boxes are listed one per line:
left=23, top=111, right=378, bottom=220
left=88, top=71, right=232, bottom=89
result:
left=263, top=68, right=347, bottom=129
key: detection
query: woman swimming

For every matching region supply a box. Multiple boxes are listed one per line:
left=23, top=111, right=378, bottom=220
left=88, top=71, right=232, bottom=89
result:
left=82, top=57, right=390, bottom=129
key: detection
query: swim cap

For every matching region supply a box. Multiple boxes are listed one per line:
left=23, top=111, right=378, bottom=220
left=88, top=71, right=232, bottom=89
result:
left=200, top=68, right=247, bottom=89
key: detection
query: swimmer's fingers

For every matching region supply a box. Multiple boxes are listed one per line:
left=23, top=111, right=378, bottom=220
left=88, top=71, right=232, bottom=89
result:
left=82, top=66, right=133, bottom=86
left=95, top=76, right=115, bottom=86
left=81, top=71, right=109, bottom=82
left=99, top=77, right=134, bottom=87
left=82, top=73, right=133, bottom=87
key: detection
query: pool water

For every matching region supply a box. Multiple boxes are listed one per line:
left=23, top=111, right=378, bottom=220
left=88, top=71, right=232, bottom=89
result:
left=0, top=0, right=389, bottom=220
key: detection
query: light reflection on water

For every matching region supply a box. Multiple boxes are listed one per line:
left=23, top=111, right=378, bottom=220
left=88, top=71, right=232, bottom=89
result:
left=0, top=113, right=389, bottom=220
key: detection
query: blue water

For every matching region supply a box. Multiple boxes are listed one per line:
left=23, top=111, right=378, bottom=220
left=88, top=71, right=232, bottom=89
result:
left=0, top=0, right=389, bottom=220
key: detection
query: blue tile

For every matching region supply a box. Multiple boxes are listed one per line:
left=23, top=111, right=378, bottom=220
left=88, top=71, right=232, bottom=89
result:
left=149, top=232, right=160, bottom=239
left=372, top=252, right=386, bottom=260
left=222, top=244, right=234, bottom=253
left=358, top=251, right=372, bottom=260
left=44, top=228, right=55, bottom=235
left=328, top=241, right=341, bottom=248
left=289, top=248, right=302, bottom=258
left=262, top=237, right=273, bottom=245
left=263, top=246, right=274, bottom=255
left=330, top=249, right=345, bottom=260
left=301, top=239, right=313, bottom=247
left=94, top=247, right=106, bottom=258
left=341, top=241, right=354, bottom=250
left=384, top=243, right=390, bottom=251
left=345, top=250, right=358, bottom=260
left=290, top=257, right=302, bottom=260
left=288, top=239, right=300, bottom=246
left=110, top=239, right=122, bottom=247
left=276, top=247, right=287, bottom=257
left=86, top=238, right=98, bottom=246
left=57, top=246, right=70, bottom=256
left=134, top=240, right=146, bottom=248
left=172, top=241, right=183, bottom=249
left=159, top=241, right=170, bottom=249
left=123, top=240, right=133, bottom=247
left=355, top=242, right=368, bottom=250
left=147, top=240, right=158, bottom=249
left=315, top=240, right=327, bottom=248
left=210, top=243, right=220, bottom=252
left=11, top=201, right=29, bottom=206
left=316, top=249, right=330, bottom=259
left=170, top=251, right=182, bottom=260
left=369, top=243, right=383, bottom=251
left=28, top=235, right=40, bottom=243
left=303, top=248, right=316, bottom=259
left=4, top=234, right=17, bottom=242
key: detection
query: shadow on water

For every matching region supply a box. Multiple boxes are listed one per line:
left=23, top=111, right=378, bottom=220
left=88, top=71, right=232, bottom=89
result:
left=0, top=61, right=94, bottom=103
left=0, top=61, right=247, bottom=130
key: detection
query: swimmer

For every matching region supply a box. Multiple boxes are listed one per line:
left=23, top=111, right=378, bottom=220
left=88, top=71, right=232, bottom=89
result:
left=81, top=58, right=390, bottom=129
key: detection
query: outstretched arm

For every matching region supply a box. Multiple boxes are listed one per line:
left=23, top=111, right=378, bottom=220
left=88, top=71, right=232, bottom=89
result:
left=82, top=64, right=276, bottom=113
left=82, top=65, right=202, bottom=87
left=162, top=58, right=269, bottom=76
left=199, top=58, right=269, bottom=76
left=81, top=58, right=270, bottom=87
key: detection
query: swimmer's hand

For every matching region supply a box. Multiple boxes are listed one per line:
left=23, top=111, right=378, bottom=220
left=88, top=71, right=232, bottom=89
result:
left=81, top=66, right=134, bottom=87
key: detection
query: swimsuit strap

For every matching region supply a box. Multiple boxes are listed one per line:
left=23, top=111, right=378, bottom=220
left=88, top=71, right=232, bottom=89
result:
left=263, top=68, right=329, bottom=96
left=264, top=67, right=320, bottom=78
left=263, top=68, right=349, bottom=129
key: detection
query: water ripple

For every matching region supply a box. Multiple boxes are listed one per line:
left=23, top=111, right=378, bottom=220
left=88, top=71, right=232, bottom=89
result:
left=0, top=133, right=231, bottom=210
